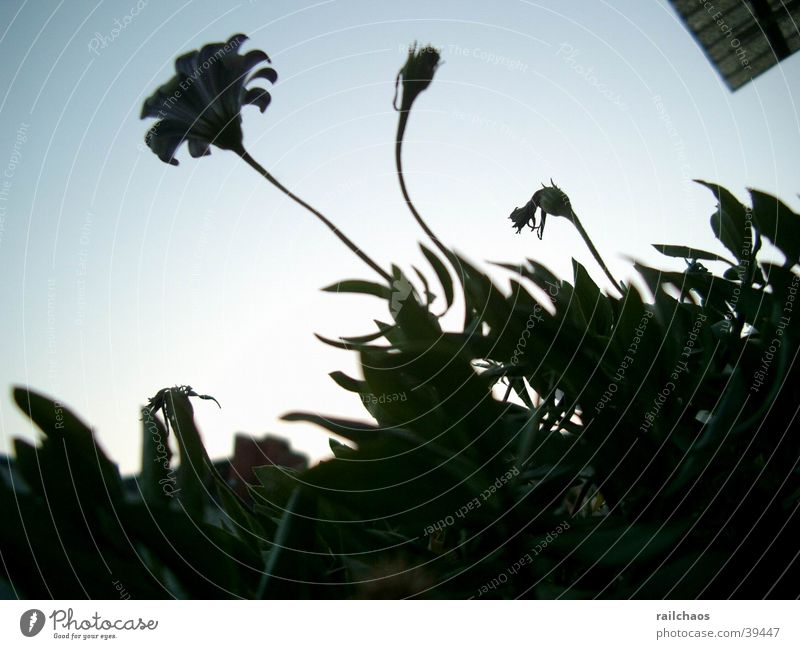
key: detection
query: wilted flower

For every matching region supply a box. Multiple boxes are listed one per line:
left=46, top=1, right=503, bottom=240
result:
left=393, top=42, right=442, bottom=112
left=531, top=179, right=572, bottom=219
left=508, top=200, right=538, bottom=234
left=509, top=179, right=572, bottom=239
left=509, top=179, right=623, bottom=294
left=141, top=34, right=277, bottom=165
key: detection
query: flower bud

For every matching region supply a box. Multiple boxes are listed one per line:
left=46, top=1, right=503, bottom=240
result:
left=394, top=42, right=442, bottom=112
left=532, top=180, right=572, bottom=218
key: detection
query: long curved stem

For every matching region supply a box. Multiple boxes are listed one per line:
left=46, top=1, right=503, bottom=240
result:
left=568, top=207, right=624, bottom=295
left=238, top=148, right=392, bottom=284
left=395, top=110, right=455, bottom=267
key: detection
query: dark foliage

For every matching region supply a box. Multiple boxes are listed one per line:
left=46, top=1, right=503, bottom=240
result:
left=3, top=35, right=799, bottom=599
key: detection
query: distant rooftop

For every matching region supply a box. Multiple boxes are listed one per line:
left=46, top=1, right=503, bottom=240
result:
left=669, top=0, right=800, bottom=90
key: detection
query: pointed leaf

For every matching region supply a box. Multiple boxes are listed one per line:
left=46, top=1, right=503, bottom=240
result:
left=420, top=243, right=454, bottom=309
left=164, top=391, right=212, bottom=519
left=749, top=188, right=800, bottom=264
left=695, top=180, right=751, bottom=261
left=322, top=280, right=392, bottom=300
left=652, top=244, right=734, bottom=265
left=328, top=371, right=366, bottom=393
left=139, top=407, right=174, bottom=505
left=13, top=387, right=123, bottom=502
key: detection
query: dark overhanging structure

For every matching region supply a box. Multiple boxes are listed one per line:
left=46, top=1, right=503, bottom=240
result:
left=669, top=0, right=800, bottom=90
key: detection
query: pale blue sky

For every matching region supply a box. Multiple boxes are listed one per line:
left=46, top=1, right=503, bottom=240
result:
left=1, top=0, right=798, bottom=472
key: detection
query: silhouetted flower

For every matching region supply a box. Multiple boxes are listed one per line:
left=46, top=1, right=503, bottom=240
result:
left=141, top=34, right=277, bottom=165
left=140, top=34, right=391, bottom=283
left=510, top=179, right=572, bottom=239
left=393, top=43, right=453, bottom=268
left=509, top=179, right=623, bottom=294
left=508, top=200, right=537, bottom=234
left=531, top=179, right=572, bottom=219
left=393, top=42, right=441, bottom=112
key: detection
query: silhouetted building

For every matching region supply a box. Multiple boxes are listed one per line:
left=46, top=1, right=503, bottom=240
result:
left=220, top=433, right=308, bottom=498
left=120, top=433, right=308, bottom=500
left=669, top=0, right=800, bottom=90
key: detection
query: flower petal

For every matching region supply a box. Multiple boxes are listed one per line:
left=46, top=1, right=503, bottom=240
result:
left=140, top=76, right=183, bottom=118
left=141, top=34, right=276, bottom=164
left=243, top=87, right=272, bottom=112
left=175, top=49, right=200, bottom=77
left=242, top=50, right=270, bottom=71
left=144, top=123, right=182, bottom=166
left=508, top=201, right=536, bottom=234
left=187, top=138, right=212, bottom=158
left=247, top=67, right=278, bottom=85
left=226, top=33, right=248, bottom=52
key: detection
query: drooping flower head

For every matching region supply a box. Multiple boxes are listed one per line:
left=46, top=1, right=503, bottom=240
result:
left=507, top=179, right=622, bottom=293
left=393, top=42, right=442, bottom=112
left=509, top=179, right=572, bottom=239
left=531, top=179, right=572, bottom=219
left=141, top=34, right=277, bottom=165
left=508, top=201, right=538, bottom=234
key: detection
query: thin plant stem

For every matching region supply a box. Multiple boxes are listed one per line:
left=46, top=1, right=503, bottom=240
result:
left=567, top=207, right=624, bottom=295
left=237, top=148, right=392, bottom=284
left=395, top=110, right=456, bottom=268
